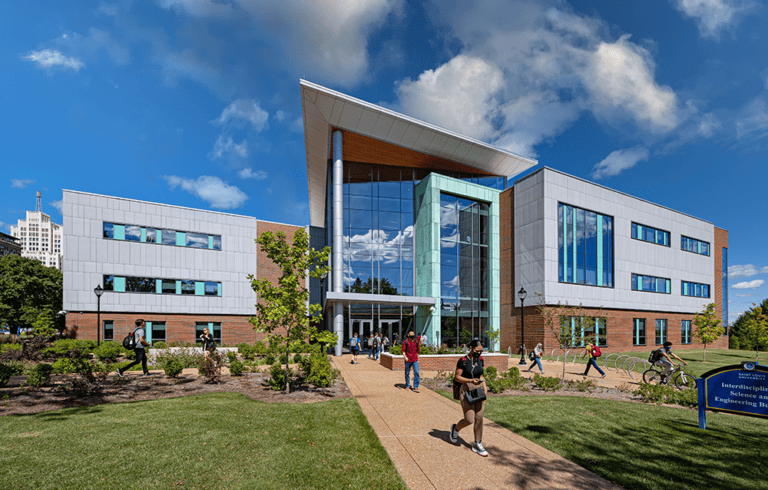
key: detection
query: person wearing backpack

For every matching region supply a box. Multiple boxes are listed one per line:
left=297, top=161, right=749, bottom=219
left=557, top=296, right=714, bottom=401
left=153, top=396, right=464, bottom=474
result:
left=349, top=332, right=360, bottom=364
left=372, top=331, right=380, bottom=361
left=526, top=343, right=544, bottom=374
left=402, top=330, right=420, bottom=392
left=117, top=319, right=151, bottom=377
left=582, top=341, right=606, bottom=378
left=653, top=342, right=687, bottom=381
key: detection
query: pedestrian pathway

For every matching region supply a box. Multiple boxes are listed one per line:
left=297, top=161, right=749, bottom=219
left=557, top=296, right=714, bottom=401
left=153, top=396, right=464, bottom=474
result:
left=332, top=355, right=622, bottom=490
left=515, top=359, right=643, bottom=389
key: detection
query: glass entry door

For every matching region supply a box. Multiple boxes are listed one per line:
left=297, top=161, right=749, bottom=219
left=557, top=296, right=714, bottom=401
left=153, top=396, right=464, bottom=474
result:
left=350, top=319, right=373, bottom=346
left=379, top=320, right=400, bottom=344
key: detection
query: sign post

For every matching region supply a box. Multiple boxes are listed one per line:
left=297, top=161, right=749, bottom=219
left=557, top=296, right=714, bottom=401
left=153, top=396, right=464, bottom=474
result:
left=697, top=362, right=768, bottom=430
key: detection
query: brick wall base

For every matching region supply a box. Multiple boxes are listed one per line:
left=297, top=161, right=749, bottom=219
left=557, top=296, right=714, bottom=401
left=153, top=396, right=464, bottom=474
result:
left=380, top=353, right=509, bottom=372
left=500, top=306, right=729, bottom=355
left=65, top=312, right=285, bottom=345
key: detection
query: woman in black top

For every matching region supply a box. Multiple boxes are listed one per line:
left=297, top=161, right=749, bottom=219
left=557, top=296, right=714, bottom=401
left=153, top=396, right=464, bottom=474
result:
left=200, top=327, right=216, bottom=358
left=449, top=340, right=488, bottom=457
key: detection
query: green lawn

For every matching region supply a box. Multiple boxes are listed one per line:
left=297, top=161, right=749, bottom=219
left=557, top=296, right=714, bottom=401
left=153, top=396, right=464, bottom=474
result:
left=542, top=348, right=768, bottom=377
left=439, top=391, right=768, bottom=490
left=0, top=394, right=406, bottom=490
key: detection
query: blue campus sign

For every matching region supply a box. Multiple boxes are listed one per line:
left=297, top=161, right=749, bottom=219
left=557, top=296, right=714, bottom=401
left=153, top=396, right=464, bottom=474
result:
left=697, top=362, right=768, bottom=429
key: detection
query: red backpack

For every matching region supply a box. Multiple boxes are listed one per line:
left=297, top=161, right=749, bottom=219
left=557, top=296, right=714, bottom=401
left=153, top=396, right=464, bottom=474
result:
left=591, top=345, right=602, bottom=357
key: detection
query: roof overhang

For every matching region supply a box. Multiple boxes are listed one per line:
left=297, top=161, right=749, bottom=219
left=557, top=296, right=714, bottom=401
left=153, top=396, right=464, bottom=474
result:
left=324, top=292, right=436, bottom=314
left=300, top=79, right=538, bottom=227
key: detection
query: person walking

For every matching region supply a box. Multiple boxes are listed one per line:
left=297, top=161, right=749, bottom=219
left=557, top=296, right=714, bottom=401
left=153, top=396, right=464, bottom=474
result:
left=392, top=333, right=399, bottom=346
left=349, top=332, right=361, bottom=364
left=367, top=334, right=374, bottom=358
left=527, top=342, right=544, bottom=374
left=449, top=340, right=488, bottom=457
left=372, top=331, right=380, bottom=361
left=117, top=319, right=151, bottom=377
left=402, top=330, right=420, bottom=392
left=582, top=341, right=606, bottom=378
left=381, top=334, right=389, bottom=354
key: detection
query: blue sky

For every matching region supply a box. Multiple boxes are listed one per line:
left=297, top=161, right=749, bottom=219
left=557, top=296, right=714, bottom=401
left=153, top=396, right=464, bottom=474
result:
left=1, top=0, right=767, bottom=323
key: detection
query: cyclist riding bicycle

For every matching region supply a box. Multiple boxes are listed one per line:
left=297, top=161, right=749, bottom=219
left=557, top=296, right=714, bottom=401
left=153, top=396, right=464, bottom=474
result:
left=652, top=341, right=687, bottom=382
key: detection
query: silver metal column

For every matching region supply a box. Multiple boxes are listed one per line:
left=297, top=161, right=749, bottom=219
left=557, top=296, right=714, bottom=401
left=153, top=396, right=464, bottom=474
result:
left=333, top=130, right=344, bottom=356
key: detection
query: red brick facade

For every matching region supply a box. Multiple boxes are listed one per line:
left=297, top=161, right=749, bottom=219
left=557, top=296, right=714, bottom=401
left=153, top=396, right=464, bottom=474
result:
left=499, top=187, right=515, bottom=354
left=65, top=220, right=302, bottom=344
left=379, top=353, right=509, bottom=371
left=714, top=226, right=728, bottom=331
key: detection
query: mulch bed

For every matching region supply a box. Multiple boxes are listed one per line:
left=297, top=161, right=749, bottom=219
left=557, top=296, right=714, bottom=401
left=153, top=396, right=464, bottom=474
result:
left=0, top=372, right=352, bottom=416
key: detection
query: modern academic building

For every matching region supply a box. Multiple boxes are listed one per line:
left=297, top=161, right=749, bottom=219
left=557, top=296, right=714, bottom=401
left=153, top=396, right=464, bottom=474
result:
left=63, top=80, right=729, bottom=354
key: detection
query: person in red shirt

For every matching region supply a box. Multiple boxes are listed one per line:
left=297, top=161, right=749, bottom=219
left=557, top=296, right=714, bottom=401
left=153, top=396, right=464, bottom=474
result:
left=402, top=330, right=420, bottom=392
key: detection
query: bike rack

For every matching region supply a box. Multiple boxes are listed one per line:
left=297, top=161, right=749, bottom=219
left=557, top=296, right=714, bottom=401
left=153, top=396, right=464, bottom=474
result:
left=603, top=353, right=618, bottom=369
left=578, top=350, right=588, bottom=364
left=564, top=350, right=573, bottom=363
left=622, top=357, right=643, bottom=379
left=614, top=355, right=630, bottom=371
left=550, top=349, right=559, bottom=362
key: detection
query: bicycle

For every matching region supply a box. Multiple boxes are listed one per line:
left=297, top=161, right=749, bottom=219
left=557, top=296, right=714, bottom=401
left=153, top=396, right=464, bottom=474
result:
left=642, top=364, right=695, bottom=390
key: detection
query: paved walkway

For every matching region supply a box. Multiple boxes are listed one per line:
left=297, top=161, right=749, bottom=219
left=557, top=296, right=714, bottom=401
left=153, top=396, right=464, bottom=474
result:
left=333, top=355, right=622, bottom=490
left=514, top=358, right=644, bottom=389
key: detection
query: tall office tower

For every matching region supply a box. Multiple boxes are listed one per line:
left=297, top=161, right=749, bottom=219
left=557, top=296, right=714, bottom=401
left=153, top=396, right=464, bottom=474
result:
left=10, top=191, right=64, bottom=270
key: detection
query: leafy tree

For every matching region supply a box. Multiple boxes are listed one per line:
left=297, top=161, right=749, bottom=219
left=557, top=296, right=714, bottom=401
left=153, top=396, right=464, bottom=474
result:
left=691, top=303, right=725, bottom=362
left=344, top=277, right=398, bottom=295
left=730, top=297, right=768, bottom=353
left=739, top=304, right=768, bottom=361
left=484, top=325, right=501, bottom=352
left=0, top=255, right=63, bottom=335
left=248, top=228, right=331, bottom=394
left=32, top=309, right=56, bottom=338
left=536, top=293, right=600, bottom=381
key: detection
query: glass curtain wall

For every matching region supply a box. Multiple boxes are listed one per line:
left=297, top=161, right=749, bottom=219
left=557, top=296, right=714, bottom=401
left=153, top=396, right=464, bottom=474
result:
left=439, top=193, right=489, bottom=347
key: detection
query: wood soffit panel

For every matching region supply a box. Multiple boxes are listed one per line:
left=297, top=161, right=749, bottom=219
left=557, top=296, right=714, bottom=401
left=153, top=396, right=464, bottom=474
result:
left=331, top=129, right=498, bottom=177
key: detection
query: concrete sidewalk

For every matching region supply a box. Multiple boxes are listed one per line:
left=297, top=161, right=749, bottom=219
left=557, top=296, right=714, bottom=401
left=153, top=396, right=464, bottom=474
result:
left=333, top=355, right=622, bottom=490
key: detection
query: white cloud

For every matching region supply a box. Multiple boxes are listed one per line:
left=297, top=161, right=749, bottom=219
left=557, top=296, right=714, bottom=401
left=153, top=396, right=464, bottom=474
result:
left=213, top=99, right=269, bottom=131
left=23, top=49, right=84, bottom=71
left=396, top=2, right=680, bottom=158
left=289, top=117, right=303, bottom=133
left=96, top=2, right=118, bottom=16
left=733, top=279, right=765, bottom=289
left=397, top=55, right=504, bottom=141
left=49, top=200, right=63, bottom=213
left=591, top=146, right=650, bottom=179
left=10, top=179, right=35, bottom=189
left=274, top=110, right=288, bottom=122
left=729, top=264, right=761, bottom=278
left=209, top=134, right=248, bottom=160
left=735, top=293, right=753, bottom=297
left=162, top=175, right=248, bottom=209
left=736, top=95, right=768, bottom=139
left=674, top=0, right=756, bottom=40
left=238, top=168, right=268, bottom=180
left=157, top=0, right=236, bottom=18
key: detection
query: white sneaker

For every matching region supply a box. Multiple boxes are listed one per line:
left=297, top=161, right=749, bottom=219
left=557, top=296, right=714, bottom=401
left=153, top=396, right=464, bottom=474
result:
left=449, top=424, right=458, bottom=443
left=472, top=442, right=488, bottom=457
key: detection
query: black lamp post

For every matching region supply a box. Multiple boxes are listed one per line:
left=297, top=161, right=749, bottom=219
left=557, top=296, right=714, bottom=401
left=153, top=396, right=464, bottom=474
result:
left=518, top=287, right=527, bottom=366
left=94, top=285, right=104, bottom=346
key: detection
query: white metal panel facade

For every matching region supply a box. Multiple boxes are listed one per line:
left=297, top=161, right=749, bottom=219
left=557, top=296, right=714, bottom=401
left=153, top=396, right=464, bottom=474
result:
left=514, top=168, right=716, bottom=314
left=62, top=190, right=259, bottom=315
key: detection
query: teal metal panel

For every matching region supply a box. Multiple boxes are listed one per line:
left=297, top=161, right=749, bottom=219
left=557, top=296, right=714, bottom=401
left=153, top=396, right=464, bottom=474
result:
left=114, top=277, right=125, bottom=292
left=176, top=232, right=186, bottom=246
left=208, top=236, right=214, bottom=249
left=114, top=225, right=125, bottom=240
left=156, top=279, right=162, bottom=294
left=597, top=214, right=603, bottom=286
left=156, top=230, right=162, bottom=243
left=176, top=280, right=181, bottom=295
left=141, top=228, right=147, bottom=242
left=146, top=322, right=152, bottom=344
left=218, top=282, right=222, bottom=296
left=195, top=281, right=205, bottom=296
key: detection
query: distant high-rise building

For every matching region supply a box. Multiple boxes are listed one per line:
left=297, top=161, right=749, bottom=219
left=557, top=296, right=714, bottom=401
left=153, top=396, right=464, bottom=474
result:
left=0, top=231, right=22, bottom=258
left=10, top=191, right=63, bottom=270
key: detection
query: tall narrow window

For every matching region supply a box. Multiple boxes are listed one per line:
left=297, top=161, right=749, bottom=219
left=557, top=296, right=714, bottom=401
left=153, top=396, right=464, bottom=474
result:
left=103, top=320, right=114, bottom=341
left=633, top=319, right=646, bottom=346
left=558, top=203, right=613, bottom=287
left=655, top=319, right=667, bottom=345
left=681, top=320, right=692, bottom=344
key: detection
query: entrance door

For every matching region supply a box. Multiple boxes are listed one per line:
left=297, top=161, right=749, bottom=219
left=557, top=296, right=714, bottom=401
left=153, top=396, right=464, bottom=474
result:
left=379, top=320, right=400, bottom=344
left=351, top=319, right=373, bottom=346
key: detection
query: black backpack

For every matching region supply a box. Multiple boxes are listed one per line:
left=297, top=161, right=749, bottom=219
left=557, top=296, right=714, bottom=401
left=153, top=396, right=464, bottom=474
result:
left=122, top=328, right=138, bottom=350
left=648, top=349, right=663, bottom=363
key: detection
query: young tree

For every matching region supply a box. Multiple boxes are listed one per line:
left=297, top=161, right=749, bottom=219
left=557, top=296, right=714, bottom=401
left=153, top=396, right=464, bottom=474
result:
left=248, top=228, right=331, bottom=394
left=484, top=325, right=501, bottom=353
left=0, top=255, right=63, bottom=336
left=536, top=294, right=600, bottom=381
left=741, top=305, right=768, bottom=361
left=691, top=303, right=725, bottom=362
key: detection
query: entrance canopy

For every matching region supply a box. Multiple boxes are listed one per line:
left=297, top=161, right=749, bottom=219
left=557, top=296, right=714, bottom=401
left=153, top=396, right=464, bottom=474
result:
left=324, top=291, right=435, bottom=314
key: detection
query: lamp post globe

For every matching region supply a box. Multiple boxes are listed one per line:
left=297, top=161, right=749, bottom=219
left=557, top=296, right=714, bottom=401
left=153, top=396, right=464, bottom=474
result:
left=518, top=287, right=527, bottom=366
left=94, top=285, right=104, bottom=346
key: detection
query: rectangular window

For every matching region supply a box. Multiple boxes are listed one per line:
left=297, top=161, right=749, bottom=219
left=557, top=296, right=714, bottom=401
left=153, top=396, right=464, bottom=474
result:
left=103, top=222, right=114, bottom=239
left=561, top=317, right=606, bottom=347
left=195, top=322, right=221, bottom=344
left=681, top=235, right=710, bottom=256
left=186, top=232, right=209, bottom=249
left=681, top=320, right=692, bottom=344
left=103, top=320, right=114, bottom=341
left=631, top=222, right=670, bottom=247
left=204, top=281, right=219, bottom=296
left=144, top=228, right=158, bottom=243
left=655, top=319, right=667, bottom=345
left=104, top=275, right=220, bottom=296
left=631, top=274, right=671, bottom=293
left=103, top=275, right=114, bottom=291
left=150, top=322, right=166, bottom=342
left=681, top=280, right=711, bottom=298
left=162, top=279, right=176, bottom=295
left=633, top=319, right=646, bottom=346
left=162, top=229, right=176, bottom=245
left=559, top=203, right=613, bottom=287
left=125, top=225, right=142, bottom=242
left=103, top=222, right=221, bottom=250
left=181, top=280, right=195, bottom=295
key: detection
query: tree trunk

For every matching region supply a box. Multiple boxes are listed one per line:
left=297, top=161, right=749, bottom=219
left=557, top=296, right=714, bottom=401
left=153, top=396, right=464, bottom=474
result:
left=285, top=329, right=291, bottom=394
left=702, top=344, right=707, bottom=363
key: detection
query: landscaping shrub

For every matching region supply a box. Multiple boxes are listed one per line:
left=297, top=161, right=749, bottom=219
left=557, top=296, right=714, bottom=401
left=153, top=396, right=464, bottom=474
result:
left=197, top=353, right=222, bottom=384
left=151, top=341, right=167, bottom=350
left=3, top=360, right=26, bottom=376
left=51, top=358, right=78, bottom=374
left=633, top=383, right=698, bottom=407
left=226, top=351, right=238, bottom=364
left=154, top=349, right=202, bottom=369
left=435, top=370, right=455, bottom=384
left=69, top=356, right=110, bottom=395
left=229, top=360, right=244, bottom=376
left=304, top=353, right=338, bottom=388
left=533, top=374, right=563, bottom=391
left=268, top=362, right=291, bottom=391
left=26, top=363, right=53, bottom=388
left=0, top=363, right=12, bottom=386
left=94, top=341, right=124, bottom=362
left=252, top=341, right=268, bottom=356
left=506, top=367, right=520, bottom=379
left=484, top=366, right=498, bottom=381
left=388, top=345, right=402, bottom=355
left=45, top=339, right=95, bottom=359
left=0, top=343, right=21, bottom=355
left=278, top=353, right=288, bottom=365
left=567, top=378, right=597, bottom=392
left=264, top=354, right=276, bottom=365
left=293, top=353, right=303, bottom=364
left=163, top=359, right=184, bottom=378
left=237, top=343, right=254, bottom=359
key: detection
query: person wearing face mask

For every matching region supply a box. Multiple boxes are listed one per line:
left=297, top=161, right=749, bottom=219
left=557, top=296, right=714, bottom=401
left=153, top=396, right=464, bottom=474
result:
left=402, top=330, right=420, bottom=392
left=449, top=340, right=488, bottom=457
